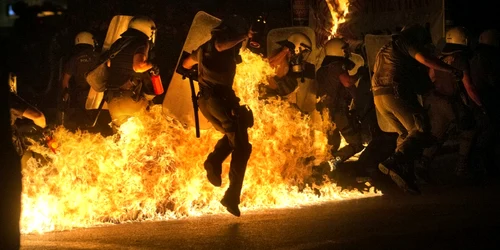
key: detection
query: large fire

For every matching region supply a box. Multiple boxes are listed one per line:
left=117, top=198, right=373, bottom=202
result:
left=325, top=0, right=350, bottom=39
left=20, top=50, right=381, bottom=234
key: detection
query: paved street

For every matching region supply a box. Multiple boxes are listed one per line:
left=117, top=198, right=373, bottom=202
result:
left=21, top=171, right=500, bottom=250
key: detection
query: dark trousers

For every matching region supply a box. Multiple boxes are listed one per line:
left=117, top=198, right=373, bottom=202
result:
left=422, top=92, right=475, bottom=163
left=471, top=112, right=500, bottom=175
left=329, top=110, right=364, bottom=161
left=374, top=93, right=431, bottom=162
left=198, top=90, right=252, bottom=204
left=0, top=148, right=21, bottom=249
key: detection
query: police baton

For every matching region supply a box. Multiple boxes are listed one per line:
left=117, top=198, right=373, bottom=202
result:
left=177, top=51, right=201, bottom=138
left=184, top=71, right=200, bottom=138
left=89, top=90, right=107, bottom=128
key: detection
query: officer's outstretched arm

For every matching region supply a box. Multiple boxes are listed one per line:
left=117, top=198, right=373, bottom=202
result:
left=214, top=33, right=249, bottom=52
left=268, top=47, right=290, bottom=68
left=133, top=43, right=153, bottom=73
left=22, top=107, right=46, bottom=128
left=133, top=53, right=154, bottom=73
left=414, top=52, right=456, bottom=74
left=462, top=71, right=482, bottom=107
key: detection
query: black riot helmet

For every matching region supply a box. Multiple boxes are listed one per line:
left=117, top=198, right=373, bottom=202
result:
left=212, top=14, right=249, bottom=37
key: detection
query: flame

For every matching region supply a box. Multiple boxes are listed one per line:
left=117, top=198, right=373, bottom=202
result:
left=325, top=0, right=350, bottom=40
left=20, top=49, right=381, bottom=234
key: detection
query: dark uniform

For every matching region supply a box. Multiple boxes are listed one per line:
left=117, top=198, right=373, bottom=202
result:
left=372, top=31, right=436, bottom=194
left=188, top=36, right=252, bottom=212
left=1, top=77, right=22, bottom=249
left=422, top=48, right=476, bottom=175
left=62, top=44, right=99, bottom=129
left=9, top=92, right=30, bottom=156
left=372, top=36, right=432, bottom=160
left=470, top=42, right=500, bottom=176
left=471, top=44, right=500, bottom=127
left=107, top=29, right=153, bottom=127
left=264, top=62, right=315, bottom=98
left=316, top=56, right=364, bottom=165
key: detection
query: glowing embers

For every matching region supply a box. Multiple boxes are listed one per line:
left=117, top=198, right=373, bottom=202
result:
left=21, top=49, right=380, bottom=234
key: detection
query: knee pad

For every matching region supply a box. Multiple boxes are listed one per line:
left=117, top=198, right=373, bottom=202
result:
left=235, top=105, right=254, bottom=128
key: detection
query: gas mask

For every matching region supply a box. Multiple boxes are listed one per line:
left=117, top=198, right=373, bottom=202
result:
left=289, top=43, right=312, bottom=73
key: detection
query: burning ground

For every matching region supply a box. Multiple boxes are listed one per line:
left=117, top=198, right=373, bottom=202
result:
left=20, top=50, right=381, bottom=234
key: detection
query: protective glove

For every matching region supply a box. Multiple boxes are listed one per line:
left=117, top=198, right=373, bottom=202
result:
left=150, top=65, right=160, bottom=75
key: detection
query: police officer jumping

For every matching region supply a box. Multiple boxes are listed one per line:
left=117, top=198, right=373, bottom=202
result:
left=181, top=14, right=254, bottom=217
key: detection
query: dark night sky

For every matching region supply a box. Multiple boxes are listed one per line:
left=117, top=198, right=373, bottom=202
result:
left=78, top=0, right=499, bottom=38
left=446, top=0, right=500, bottom=36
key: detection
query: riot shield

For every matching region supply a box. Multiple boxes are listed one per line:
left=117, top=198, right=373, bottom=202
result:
left=85, top=15, right=133, bottom=110
left=364, top=34, right=392, bottom=75
left=348, top=53, right=364, bottom=79
left=363, top=34, right=396, bottom=133
left=162, top=11, right=220, bottom=129
left=266, top=27, right=319, bottom=114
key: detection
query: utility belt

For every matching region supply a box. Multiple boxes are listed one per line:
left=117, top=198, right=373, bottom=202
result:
left=198, top=83, right=239, bottom=103
left=119, top=77, right=142, bottom=91
left=108, top=78, right=143, bottom=102
left=372, top=85, right=418, bottom=100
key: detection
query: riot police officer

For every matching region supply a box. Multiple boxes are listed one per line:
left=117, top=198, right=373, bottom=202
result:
left=418, top=26, right=482, bottom=180
left=372, top=24, right=463, bottom=194
left=470, top=29, right=500, bottom=178
left=106, top=16, right=158, bottom=128
left=60, top=31, right=99, bottom=130
left=181, top=14, right=254, bottom=217
left=315, top=37, right=364, bottom=170
left=262, top=32, right=315, bottom=98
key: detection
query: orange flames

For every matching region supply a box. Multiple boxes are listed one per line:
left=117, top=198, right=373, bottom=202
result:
left=21, top=49, right=380, bottom=234
left=325, top=0, right=350, bottom=39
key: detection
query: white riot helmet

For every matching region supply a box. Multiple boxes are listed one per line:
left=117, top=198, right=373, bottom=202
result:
left=279, top=32, right=313, bottom=73
left=128, top=16, right=157, bottom=43
left=445, top=26, right=468, bottom=46
left=324, top=37, right=349, bottom=57
left=286, top=32, right=312, bottom=55
left=479, top=29, right=500, bottom=47
left=74, top=31, right=96, bottom=47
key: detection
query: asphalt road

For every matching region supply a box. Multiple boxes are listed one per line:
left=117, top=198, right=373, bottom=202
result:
left=20, top=170, right=500, bottom=250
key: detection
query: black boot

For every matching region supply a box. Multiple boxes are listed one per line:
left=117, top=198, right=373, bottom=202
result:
left=379, top=153, right=421, bottom=195
left=204, top=136, right=233, bottom=187
left=204, top=156, right=222, bottom=187
left=221, top=193, right=241, bottom=217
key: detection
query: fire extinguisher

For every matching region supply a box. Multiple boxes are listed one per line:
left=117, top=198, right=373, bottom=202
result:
left=150, top=66, right=164, bottom=95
